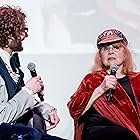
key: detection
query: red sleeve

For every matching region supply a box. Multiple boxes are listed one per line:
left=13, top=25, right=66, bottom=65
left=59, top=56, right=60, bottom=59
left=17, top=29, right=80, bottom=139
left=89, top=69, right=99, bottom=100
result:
left=67, top=73, right=96, bottom=120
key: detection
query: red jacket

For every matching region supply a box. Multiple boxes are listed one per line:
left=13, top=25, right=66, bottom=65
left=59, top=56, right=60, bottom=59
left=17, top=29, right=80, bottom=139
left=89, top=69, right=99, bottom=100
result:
left=67, top=71, right=140, bottom=140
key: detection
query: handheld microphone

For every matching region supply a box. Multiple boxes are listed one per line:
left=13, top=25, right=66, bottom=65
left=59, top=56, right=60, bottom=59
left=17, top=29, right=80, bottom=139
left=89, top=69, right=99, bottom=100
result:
left=27, top=62, right=44, bottom=101
left=106, top=64, right=118, bottom=102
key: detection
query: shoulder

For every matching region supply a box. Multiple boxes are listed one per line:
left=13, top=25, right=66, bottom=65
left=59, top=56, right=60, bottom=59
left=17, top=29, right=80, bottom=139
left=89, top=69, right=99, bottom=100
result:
left=82, top=71, right=106, bottom=84
left=84, top=71, right=106, bottom=79
left=128, top=72, right=140, bottom=80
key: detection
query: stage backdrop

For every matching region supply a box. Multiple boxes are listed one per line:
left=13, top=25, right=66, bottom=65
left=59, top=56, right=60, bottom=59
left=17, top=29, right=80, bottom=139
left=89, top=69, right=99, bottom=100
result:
left=1, top=0, right=140, bottom=139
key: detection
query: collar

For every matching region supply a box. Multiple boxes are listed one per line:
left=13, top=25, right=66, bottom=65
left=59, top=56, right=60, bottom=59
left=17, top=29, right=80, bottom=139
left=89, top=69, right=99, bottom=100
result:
left=0, top=48, right=12, bottom=69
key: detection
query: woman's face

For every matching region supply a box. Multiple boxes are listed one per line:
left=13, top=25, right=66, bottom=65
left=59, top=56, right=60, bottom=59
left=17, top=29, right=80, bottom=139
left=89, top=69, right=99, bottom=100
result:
left=99, top=42, right=126, bottom=68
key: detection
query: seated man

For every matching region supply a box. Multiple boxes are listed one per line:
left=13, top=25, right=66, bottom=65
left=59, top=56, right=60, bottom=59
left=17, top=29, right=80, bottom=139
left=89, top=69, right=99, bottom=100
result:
left=0, top=5, right=65, bottom=140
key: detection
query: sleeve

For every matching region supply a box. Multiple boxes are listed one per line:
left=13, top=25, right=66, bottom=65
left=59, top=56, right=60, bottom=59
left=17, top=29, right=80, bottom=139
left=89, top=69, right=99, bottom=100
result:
left=67, top=73, right=95, bottom=120
left=34, top=102, right=57, bottom=121
left=0, top=76, right=34, bottom=124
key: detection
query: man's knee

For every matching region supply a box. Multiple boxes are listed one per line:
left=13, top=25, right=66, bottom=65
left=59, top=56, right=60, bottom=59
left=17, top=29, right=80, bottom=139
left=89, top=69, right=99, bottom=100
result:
left=0, top=123, right=42, bottom=140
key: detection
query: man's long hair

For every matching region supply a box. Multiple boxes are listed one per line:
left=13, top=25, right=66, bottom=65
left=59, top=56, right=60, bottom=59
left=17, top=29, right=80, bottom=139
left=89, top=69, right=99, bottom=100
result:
left=91, top=42, right=135, bottom=74
left=0, top=5, right=28, bottom=48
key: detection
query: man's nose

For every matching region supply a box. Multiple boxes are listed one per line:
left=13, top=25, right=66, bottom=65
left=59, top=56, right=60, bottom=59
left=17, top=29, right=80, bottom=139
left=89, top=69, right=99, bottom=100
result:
left=19, top=32, right=26, bottom=41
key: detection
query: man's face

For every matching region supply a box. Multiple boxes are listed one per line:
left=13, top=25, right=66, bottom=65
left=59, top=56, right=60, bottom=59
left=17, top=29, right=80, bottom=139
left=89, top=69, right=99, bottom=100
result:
left=8, top=32, right=27, bottom=52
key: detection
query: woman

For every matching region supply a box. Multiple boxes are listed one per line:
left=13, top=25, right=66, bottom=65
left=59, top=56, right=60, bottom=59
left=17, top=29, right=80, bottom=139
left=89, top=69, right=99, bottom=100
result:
left=67, top=29, right=140, bottom=140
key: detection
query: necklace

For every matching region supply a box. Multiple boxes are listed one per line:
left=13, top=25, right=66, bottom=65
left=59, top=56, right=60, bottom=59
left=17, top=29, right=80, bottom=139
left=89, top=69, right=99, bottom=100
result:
left=5, top=63, right=20, bottom=83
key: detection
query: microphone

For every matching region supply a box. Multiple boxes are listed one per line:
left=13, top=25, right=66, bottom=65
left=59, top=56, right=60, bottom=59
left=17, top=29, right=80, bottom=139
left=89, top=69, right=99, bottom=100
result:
left=27, top=62, right=44, bottom=101
left=106, top=64, right=118, bottom=102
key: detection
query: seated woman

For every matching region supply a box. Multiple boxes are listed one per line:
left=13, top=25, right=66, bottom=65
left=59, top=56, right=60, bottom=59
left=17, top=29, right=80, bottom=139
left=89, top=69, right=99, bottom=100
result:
left=67, top=28, right=139, bottom=140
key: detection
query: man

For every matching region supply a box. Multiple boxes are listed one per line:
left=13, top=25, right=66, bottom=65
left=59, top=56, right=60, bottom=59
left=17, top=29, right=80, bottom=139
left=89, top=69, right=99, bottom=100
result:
left=0, top=5, right=65, bottom=140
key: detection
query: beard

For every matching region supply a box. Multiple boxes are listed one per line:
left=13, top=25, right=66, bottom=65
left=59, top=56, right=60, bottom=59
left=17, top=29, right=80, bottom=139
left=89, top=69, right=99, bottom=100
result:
left=8, top=39, right=23, bottom=52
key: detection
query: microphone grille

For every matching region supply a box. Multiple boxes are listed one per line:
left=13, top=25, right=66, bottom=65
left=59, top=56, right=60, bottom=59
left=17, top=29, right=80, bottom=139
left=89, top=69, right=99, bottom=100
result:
left=110, top=64, right=118, bottom=71
left=27, top=62, right=36, bottom=71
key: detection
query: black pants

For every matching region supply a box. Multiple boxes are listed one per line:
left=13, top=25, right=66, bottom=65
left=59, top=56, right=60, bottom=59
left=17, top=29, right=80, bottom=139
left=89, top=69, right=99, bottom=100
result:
left=0, top=123, right=66, bottom=140
left=82, top=125, right=138, bottom=140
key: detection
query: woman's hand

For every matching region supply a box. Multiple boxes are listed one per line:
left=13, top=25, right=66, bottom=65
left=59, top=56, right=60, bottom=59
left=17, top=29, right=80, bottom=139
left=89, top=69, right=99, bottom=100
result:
left=99, top=75, right=117, bottom=93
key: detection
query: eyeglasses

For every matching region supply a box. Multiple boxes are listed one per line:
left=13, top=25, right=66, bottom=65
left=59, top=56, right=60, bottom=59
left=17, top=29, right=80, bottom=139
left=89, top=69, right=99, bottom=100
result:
left=100, top=45, right=122, bottom=53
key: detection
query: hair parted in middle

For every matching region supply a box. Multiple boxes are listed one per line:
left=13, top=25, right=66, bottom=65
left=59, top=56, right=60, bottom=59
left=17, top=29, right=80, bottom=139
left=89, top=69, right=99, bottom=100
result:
left=91, top=41, right=135, bottom=74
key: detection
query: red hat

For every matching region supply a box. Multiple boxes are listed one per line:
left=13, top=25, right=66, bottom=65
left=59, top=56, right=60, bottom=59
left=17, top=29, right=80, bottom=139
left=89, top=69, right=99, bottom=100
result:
left=97, top=29, right=128, bottom=49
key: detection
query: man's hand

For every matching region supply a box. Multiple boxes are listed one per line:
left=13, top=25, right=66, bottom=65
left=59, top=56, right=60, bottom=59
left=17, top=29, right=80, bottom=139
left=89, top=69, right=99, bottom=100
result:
left=25, top=76, right=44, bottom=94
left=46, top=111, right=60, bottom=131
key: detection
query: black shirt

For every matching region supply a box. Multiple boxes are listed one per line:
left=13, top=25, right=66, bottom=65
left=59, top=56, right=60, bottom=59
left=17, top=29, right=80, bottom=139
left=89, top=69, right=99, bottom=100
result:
left=80, top=76, right=137, bottom=127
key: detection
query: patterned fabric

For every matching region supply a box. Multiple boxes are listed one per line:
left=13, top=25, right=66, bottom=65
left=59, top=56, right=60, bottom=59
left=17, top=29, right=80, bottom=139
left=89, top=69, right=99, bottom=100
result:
left=0, top=55, right=24, bottom=100
left=5, top=63, right=20, bottom=83
left=97, top=29, right=128, bottom=48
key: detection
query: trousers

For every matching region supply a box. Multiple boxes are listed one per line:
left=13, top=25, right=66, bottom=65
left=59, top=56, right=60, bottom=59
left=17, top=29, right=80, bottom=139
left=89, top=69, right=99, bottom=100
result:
left=0, top=123, right=66, bottom=140
left=82, top=125, right=138, bottom=140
